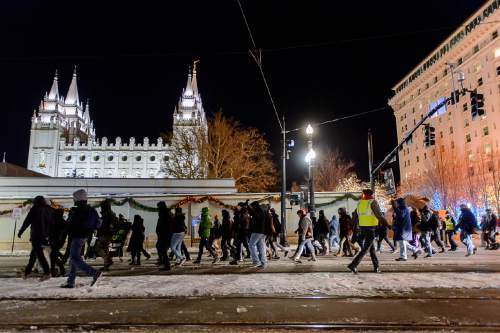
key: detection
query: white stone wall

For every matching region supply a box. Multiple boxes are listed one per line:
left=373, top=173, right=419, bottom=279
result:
left=56, top=137, right=171, bottom=178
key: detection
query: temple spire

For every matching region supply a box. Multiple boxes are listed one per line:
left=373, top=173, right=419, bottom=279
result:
left=48, top=70, right=59, bottom=100
left=65, top=66, right=80, bottom=105
left=192, top=60, right=199, bottom=95
left=183, top=67, right=193, bottom=97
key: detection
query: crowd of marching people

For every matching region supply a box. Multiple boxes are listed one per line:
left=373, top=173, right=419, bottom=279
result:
left=17, top=188, right=500, bottom=287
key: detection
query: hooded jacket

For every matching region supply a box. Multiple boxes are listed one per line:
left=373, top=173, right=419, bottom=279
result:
left=199, top=207, right=212, bottom=238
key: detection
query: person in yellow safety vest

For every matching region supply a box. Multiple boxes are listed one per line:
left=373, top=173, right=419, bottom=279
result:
left=347, top=189, right=387, bottom=274
left=444, top=211, right=458, bottom=251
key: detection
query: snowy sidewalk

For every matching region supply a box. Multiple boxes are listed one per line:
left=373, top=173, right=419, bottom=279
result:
left=2, top=272, right=500, bottom=299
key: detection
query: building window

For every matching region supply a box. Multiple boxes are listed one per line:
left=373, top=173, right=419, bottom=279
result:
left=483, top=127, right=489, bottom=136
left=474, top=45, right=479, bottom=53
left=493, top=30, right=499, bottom=39
left=496, top=66, right=500, bottom=76
left=93, top=155, right=100, bottom=162
left=163, top=155, right=169, bottom=162
left=465, top=119, right=469, bottom=127
left=463, top=103, right=468, bottom=112
left=107, top=155, right=114, bottom=161
left=136, top=156, right=142, bottom=162
left=439, top=131, right=443, bottom=138
left=416, top=156, right=420, bottom=163
left=449, top=127, right=454, bottom=134
left=405, top=124, right=408, bottom=131
left=485, top=144, right=492, bottom=155
left=468, top=167, right=474, bottom=176
left=451, top=141, right=455, bottom=149
left=478, top=77, right=483, bottom=86
left=65, top=155, right=72, bottom=161
left=466, top=134, right=471, bottom=143
left=496, top=48, right=500, bottom=58
left=79, top=155, right=86, bottom=161
left=457, top=57, right=463, bottom=65
left=121, top=156, right=128, bottom=162
left=424, top=153, right=427, bottom=160
left=150, top=156, right=156, bottom=162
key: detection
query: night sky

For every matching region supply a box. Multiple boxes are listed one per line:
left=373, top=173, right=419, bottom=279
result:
left=0, top=1, right=487, bottom=186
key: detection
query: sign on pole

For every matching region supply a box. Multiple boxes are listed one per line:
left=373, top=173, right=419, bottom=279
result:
left=11, top=208, right=22, bottom=253
left=384, top=168, right=396, bottom=195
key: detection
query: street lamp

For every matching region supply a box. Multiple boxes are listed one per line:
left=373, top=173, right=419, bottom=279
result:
left=305, top=124, right=316, bottom=212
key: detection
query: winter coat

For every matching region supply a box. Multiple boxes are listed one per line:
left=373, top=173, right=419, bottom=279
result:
left=98, top=210, right=117, bottom=238
left=298, top=215, right=313, bottom=238
left=317, top=215, right=330, bottom=234
left=171, top=213, right=187, bottom=234
left=221, top=211, right=232, bottom=238
left=393, top=201, right=412, bottom=241
left=418, top=207, right=433, bottom=232
left=264, top=210, right=275, bottom=236
left=156, top=209, right=172, bottom=245
left=457, top=207, right=478, bottom=234
left=199, top=208, right=213, bottom=238
left=127, top=220, right=145, bottom=252
left=330, top=216, right=339, bottom=237
left=50, top=209, right=68, bottom=249
left=249, top=204, right=266, bottom=235
left=271, top=212, right=282, bottom=235
left=66, top=201, right=99, bottom=239
left=18, top=199, right=54, bottom=245
left=339, top=213, right=353, bottom=236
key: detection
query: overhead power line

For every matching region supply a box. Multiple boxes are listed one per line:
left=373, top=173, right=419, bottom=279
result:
left=286, top=106, right=390, bottom=133
left=236, top=0, right=283, bottom=131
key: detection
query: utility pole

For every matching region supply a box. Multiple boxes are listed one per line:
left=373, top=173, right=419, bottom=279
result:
left=280, top=115, right=288, bottom=245
left=368, top=129, right=374, bottom=192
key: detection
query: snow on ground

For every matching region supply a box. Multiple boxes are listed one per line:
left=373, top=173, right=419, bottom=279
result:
left=1, top=272, right=500, bottom=299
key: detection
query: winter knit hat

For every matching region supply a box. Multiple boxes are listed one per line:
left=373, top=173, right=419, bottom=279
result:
left=73, top=189, right=88, bottom=202
left=201, top=207, right=209, bottom=214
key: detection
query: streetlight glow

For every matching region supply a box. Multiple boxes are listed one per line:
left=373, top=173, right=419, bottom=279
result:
left=306, top=124, right=314, bottom=136
left=305, top=148, right=316, bottom=163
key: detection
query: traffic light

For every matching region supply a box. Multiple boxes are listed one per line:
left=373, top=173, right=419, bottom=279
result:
left=470, top=89, right=485, bottom=119
left=449, top=90, right=460, bottom=105
left=423, top=124, right=436, bottom=147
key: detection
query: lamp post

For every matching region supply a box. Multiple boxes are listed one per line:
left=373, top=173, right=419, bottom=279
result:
left=305, top=124, right=316, bottom=212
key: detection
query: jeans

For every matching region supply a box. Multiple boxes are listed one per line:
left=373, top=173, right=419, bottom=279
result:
left=67, top=237, right=98, bottom=286
left=249, top=233, right=267, bottom=266
left=350, top=227, right=378, bottom=269
left=421, top=232, right=433, bottom=256
left=329, top=232, right=339, bottom=250
left=398, top=240, right=418, bottom=259
left=170, top=232, right=185, bottom=261
left=25, top=241, right=50, bottom=275
left=461, top=232, right=474, bottom=255
left=295, top=237, right=315, bottom=259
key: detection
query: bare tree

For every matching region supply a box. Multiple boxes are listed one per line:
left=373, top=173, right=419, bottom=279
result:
left=314, top=148, right=355, bottom=192
left=163, top=126, right=208, bottom=179
left=163, top=111, right=278, bottom=192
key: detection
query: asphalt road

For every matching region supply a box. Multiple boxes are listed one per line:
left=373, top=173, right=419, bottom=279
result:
left=1, top=248, right=500, bottom=332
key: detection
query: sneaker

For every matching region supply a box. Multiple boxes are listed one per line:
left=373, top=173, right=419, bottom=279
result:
left=374, top=267, right=382, bottom=273
left=60, top=283, right=75, bottom=289
left=439, top=247, right=446, bottom=253
left=449, top=247, right=457, bottom=251
left=90, top=271, right=102, bottom=287
left=308, top=257, right=317, bottom=262
left=212, top=256, right=220, bottom=264
left=284, top=250, right=289, bottom=257
left=159, top=265, right=171, bottom=271
left=229, top=260, right=239, bottom=265
left=257, top=264, right=266, bottom=269
left=473, top=247, right=478, bottom=255
left=347, top=263, right=358, bottom=274
left=395, top=258, right=407, bottom=261
left=193, top=259, right=201, bottom=264
left=424, top=254, right=432, bottom=258
left=272, top=255, right=280, bottom=260
left=177, top=258, right=187, bottom=266
left=412, top=251, right=420, bottom=259
left=292, top=257, right=302, bottom=264
left=39, top=274, right=51, bottom=282
left=22, top=273, right=31, bottom=280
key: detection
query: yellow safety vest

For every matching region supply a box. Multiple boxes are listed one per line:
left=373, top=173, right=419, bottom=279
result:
left=357, top=199, right=379, bottom=227
left=445, top=217, right=455, bottom=231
